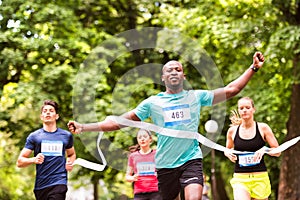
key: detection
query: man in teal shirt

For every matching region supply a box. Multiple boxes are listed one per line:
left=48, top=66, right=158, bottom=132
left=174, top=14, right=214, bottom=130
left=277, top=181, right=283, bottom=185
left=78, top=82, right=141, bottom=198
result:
left=68, top=52, right=264, bottom=200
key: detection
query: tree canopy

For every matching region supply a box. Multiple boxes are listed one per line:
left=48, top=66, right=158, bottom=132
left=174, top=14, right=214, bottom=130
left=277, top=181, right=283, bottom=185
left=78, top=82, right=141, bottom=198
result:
left=0, top=0, right=299, bottom=199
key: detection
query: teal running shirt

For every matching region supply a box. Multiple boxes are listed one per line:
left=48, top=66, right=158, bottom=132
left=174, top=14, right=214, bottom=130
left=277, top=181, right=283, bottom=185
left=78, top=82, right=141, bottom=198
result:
left=134, top=90, right=214, bottom=168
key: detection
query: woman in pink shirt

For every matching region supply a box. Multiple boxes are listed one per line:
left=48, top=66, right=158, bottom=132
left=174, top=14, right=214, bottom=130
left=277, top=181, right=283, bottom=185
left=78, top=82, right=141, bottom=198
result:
left=126, top=129, right=162, bottom=200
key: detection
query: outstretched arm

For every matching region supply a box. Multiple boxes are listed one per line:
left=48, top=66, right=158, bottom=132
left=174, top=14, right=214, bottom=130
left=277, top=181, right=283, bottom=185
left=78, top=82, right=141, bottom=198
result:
left=68, top=111, right=140, bottom=134
left=212, top=52, right=265, bottom=104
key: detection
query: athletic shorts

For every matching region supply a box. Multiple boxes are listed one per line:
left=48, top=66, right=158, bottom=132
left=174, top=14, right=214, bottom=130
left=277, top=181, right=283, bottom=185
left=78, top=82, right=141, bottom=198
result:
left=134, top=191, right=162, bottom=200
left=230, top=172, right=271, bottom=199
left=34, top=184, right=68, bottom=200
left=157, top=158, right=203, bottom=200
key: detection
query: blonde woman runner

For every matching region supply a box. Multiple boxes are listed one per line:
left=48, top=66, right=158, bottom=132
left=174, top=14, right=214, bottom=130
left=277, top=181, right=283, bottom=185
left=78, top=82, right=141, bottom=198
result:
left=224, top=97, right=280, bottom=200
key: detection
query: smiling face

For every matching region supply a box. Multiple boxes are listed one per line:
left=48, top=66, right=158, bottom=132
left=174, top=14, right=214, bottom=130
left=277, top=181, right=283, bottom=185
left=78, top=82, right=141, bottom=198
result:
left=161, top=61, right=186, bottom=93
left=40, top=105, right=59, bottom=124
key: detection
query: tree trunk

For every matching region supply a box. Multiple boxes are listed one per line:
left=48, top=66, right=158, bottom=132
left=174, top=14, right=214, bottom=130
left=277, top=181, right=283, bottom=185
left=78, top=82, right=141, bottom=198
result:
left=93, top=177, right=99, bottom=200
left=215, top=170, right=229, bottom=200
left=278, top=56, right=300, bottom=200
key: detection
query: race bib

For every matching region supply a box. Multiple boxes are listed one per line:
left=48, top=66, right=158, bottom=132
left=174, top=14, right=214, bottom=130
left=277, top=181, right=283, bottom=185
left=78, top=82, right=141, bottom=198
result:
left=238, top=153, right=260, bottom=167
left=163, top=104, right=191, bottom=126
left=137, top=162, right=156, bottom=176
left=41, top=140, right=63, bottom=156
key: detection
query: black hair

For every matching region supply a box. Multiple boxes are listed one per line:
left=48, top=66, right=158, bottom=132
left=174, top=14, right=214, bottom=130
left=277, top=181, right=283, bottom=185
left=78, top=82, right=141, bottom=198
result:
left=41, top=100, right=59, bottom=113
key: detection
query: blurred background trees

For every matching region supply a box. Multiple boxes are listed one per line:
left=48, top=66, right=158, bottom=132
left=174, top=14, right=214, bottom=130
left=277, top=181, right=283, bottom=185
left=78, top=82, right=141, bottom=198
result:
left=0, top=0, right=299, bottom=199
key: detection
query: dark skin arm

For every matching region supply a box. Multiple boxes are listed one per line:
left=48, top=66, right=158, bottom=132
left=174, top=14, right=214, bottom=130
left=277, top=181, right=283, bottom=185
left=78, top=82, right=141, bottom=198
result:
left=67, top=111, right=140, bottom=134
left=68, top=52, right=264, bottom=134
left=213, top=52, right=264, bottom=104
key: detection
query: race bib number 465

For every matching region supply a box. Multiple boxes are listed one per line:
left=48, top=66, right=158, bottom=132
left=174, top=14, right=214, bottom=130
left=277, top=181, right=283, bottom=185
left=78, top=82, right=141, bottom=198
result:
left=163, top=104, right=191, bottom=126
left=41, top=140, right=63, bottom=156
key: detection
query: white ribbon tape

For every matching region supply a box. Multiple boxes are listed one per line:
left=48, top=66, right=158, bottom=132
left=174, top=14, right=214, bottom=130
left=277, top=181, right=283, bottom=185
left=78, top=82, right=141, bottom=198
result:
left=74, top=116, right=300, bottom=171
left=108, top=116, right=300, bottom=155
left=264, top=136, right=300, bottom=154
left=73, top=131, right=107, bottom=171
left=108, top=116, right=247, bottom=154
left=73, top=158, right=105, bottom=171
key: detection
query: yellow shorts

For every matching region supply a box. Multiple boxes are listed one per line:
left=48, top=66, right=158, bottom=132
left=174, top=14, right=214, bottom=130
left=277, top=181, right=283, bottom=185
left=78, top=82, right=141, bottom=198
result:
left=230, top=172, right=271, bottom=199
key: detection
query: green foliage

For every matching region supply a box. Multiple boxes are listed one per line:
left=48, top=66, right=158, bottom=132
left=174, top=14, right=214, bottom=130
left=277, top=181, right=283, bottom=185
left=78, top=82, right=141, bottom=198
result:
left=0, top=131, right=34, bottom=199
left=153, top=0, right=298, bottom=198
left=0, top=0, right=299, bottom=199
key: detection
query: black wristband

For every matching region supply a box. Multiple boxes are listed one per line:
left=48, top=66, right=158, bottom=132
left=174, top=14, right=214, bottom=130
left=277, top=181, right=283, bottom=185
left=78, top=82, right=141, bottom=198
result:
left=251, top=65, right=259, bottom=72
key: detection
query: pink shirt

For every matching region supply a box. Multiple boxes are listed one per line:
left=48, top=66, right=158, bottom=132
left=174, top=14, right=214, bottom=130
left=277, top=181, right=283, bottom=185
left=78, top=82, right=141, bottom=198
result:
left=128, top=149, right=159, bottom=194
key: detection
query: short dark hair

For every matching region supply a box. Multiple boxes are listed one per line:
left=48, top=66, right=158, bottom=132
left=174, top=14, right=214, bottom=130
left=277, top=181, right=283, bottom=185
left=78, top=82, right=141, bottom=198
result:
left=41, top=100, right=59, bottom=113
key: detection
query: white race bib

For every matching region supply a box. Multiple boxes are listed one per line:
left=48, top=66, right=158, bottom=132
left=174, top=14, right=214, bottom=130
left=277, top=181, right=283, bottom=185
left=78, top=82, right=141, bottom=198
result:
left=163, top=104, right=191, bottom=126
left=238, top=153, right=260, bottom=167
left=137, top=162, right=156, bottom=176
left=41, top=140, right=63, bottom=156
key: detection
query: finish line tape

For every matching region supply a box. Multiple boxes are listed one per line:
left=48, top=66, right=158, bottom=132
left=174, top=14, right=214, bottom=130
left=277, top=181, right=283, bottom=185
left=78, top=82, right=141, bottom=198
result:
left=73, top=131, right=107, bottom=171
left=74, top=116, right=300, bottom=171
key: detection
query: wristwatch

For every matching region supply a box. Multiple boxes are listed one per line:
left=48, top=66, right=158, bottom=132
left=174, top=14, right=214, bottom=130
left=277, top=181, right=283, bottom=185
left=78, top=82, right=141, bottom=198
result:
left=251, top=65, right=259, bottom=72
